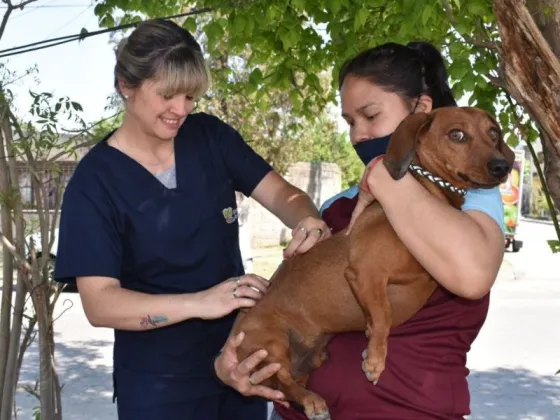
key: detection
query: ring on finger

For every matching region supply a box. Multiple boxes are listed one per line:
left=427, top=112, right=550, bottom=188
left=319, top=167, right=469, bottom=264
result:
left=311, top=228, right=323, bottom=236
left=298, top=226, right=307, bottom=235
left=235, top=277, right=241, bottom=285
left=249, top=374, right=256, bottom=386
left=233, top=287, right=238, bottom=298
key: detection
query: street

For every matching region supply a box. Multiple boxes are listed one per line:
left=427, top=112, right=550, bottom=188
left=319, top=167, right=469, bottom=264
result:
left=12, top=219, right=560, bottom=419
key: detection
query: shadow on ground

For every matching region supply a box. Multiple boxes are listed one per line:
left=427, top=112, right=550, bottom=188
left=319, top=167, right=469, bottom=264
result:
left=468, top=368, right=560, bottom=419
left=15, top=333, right=115, bottom=420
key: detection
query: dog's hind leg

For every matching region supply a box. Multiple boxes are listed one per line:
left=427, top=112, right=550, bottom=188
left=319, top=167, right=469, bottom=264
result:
left=291, top=333, right=332, bottom=388
left=268, top=339, right=331, bottom=420
left=344, top=264, right=391, bottom=385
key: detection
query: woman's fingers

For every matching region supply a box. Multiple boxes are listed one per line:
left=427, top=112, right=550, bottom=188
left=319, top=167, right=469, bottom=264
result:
left=249, top=384, right=286, bottom=402
left=248, top=362, right=282, bottom=384
left=239, top=274, right=269, bottom=294
left=236, top=349, right=270, bottom=376
left=233, top=285, right=263, bottom=301
left=289, top=231, right=320, bottom=255
left=283, top=226, right=308, bottom=258
left=222, top=331, right=244, bottom=353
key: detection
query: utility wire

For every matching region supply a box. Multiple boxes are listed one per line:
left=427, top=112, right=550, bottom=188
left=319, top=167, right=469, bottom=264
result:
left=43, top=4, right=93, bottom=39
left=0, top=7, right=214, bottom=59
left=0, top=4, right=91, bottom=8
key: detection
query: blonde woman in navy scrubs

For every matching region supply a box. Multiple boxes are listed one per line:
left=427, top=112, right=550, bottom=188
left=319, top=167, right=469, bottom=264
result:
left=54, top=19, right=329, bottom=420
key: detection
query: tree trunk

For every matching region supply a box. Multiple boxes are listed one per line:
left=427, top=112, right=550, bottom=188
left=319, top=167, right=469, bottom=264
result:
left=0, top=124, right=12, bottom=408
left=493, top=0, right=560, bottom=211
left=0, top=114, right=30, bottom=420
left=36, top=295, right=54, bottom=420
left=1, top=275, right=26, bottom=420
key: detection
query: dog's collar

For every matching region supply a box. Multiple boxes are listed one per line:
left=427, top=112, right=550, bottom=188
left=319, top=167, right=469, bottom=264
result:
left=408, top=164, right=467, bottom=197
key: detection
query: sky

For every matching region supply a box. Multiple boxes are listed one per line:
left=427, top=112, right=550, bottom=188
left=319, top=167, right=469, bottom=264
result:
left=1, top=1, right=118, bottom=125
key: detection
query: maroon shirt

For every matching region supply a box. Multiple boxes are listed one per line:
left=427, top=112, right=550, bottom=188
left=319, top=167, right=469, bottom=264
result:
left=274, top=194, right=489, bottom=419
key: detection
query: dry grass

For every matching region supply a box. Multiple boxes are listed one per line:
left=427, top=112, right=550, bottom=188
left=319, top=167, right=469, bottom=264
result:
left=252, top=247, right=284, bottom=279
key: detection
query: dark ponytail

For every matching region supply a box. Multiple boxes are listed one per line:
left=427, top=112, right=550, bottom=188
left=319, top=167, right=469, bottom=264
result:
left=406, top=41, right=456, bottom=108
left=338, top=41, right=456, bottom=109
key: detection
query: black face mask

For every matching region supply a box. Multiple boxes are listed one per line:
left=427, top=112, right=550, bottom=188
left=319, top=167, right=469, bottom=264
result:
left=352, top=134, right=391, bottom=166
left=352, top=98, right=422, bottom=166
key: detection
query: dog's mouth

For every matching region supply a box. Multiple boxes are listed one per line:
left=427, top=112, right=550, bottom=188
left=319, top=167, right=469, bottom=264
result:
left=457, top=172, right=505, bottom=189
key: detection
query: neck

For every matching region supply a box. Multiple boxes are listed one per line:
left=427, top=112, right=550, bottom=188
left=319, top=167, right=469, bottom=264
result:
left=117, top=114, right=174, bottom=158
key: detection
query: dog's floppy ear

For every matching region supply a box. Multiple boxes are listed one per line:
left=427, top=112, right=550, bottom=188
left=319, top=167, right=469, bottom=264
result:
left=383, top=112, right=433, bottom=180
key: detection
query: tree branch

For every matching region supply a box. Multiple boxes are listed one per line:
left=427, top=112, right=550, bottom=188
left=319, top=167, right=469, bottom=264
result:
left=0, top=230, right=30, bottom=272
left=48, top=110, right=122, bottom=162
left=0, top=0, right=37, bottom=40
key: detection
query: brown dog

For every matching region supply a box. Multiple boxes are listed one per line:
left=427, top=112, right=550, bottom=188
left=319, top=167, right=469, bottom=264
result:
left=230, top=107, right=515, bottom=420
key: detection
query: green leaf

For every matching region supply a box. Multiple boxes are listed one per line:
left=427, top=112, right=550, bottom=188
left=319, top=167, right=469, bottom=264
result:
left=232, top=14, right=246, bottom=35
left=265, top=5, right=283, bottom=25
left=182, top=17, right=197, bottom=33
left=249, top=68, right=263, bottom=85
left=71, top=102, right=83, bottom=111
left=421, top=5, right=432, bottom=26
left=548, top=240, right=560, bottom=253
left=244, top=16, right=255, bottom=37
left=291, top=0, right=306, bottom=12
left=289, top=89, right=301, bottom=108
left=78, top=27, right=89, bottom=42
left=328, top=0, right=342, bottom=16
left=353, top=7, right=368, bottom=31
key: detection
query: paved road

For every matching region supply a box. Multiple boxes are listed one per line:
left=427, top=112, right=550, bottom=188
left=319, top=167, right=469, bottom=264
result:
left=12, top=219, right=560, bottom=419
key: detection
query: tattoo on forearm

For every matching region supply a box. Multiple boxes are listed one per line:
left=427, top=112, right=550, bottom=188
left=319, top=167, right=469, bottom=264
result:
left=140, top=315, right=169, bottom=328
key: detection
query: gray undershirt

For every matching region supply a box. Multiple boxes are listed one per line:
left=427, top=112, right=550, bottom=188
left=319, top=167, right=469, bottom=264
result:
left=154, top=164, right=177, bottom=189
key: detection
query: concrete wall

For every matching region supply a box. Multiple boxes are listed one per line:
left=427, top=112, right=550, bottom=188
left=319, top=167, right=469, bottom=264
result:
left=242, top=162, right=342, bottom=248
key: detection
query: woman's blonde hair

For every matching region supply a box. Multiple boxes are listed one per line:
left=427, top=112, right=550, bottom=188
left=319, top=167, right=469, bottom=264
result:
left=114, top=19, right=211, bottom=99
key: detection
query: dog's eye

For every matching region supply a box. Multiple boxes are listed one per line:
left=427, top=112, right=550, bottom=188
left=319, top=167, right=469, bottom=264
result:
left=449, top=129, right=466, bottom=142
left=489, top=127, right=500, bottom=141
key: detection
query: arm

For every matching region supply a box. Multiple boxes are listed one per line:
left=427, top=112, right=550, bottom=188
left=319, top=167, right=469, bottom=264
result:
left=251, top=171, right=320, bottom=229
left=251, top=171, right=331, bottom=257
left=77, top=274, right=269, bottom=331
left=77, top=276, right=196, bottom=330
left=213, top=116, right=330, bottom=256
left=368, top=164, right=504, bottom=299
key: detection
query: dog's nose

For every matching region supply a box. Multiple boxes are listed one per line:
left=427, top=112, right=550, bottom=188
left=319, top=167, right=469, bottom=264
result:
left=487, top=158, right=510, bottom=179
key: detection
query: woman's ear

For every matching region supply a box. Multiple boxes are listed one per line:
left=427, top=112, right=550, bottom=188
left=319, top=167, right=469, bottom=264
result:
left=118, top=79, right=132, bottom=100
left=413, top=94, right=433, bottom=114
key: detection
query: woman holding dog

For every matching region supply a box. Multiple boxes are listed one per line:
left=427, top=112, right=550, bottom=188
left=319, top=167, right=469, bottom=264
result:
left=215, top=41, right=506, bottom=419
left=54, top=19, right=330, bottom=420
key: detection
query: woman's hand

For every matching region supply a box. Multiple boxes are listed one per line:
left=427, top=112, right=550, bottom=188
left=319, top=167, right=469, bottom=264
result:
left=214, top=331, right=289, bottom=407
left=196, top=274, right=269, bottom=320
left=283, top=216, right=331, bottom=259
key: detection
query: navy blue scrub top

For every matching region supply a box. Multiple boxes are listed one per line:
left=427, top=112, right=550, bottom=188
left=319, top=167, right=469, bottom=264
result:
left=54, top=112, right=273, bottom=400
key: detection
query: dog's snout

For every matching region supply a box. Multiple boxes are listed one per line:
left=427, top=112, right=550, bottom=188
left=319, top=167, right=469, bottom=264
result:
left=487, top=158, right=510, bottom=179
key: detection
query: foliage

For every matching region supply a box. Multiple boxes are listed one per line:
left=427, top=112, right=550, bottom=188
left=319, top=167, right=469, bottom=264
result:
left=93, top=0, right=538, bottom=147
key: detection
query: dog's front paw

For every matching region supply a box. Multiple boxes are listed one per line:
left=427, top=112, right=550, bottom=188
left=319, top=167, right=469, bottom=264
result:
left=302, top=394, right=330, bottom=420
left=361, top=348, right=386, bottom=385
left=310, top=412, right=331, bottom=420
